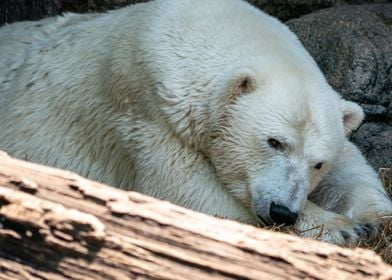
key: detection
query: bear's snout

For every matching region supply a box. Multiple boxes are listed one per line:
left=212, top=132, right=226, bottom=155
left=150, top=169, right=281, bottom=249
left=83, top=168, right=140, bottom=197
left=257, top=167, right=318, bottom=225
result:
left=269, top=202, right=298, bottom=226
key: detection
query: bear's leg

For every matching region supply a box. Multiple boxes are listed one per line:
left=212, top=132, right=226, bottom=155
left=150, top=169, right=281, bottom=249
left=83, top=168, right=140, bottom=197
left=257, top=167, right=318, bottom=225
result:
left=295, top=200, right=375, bottom=245
left=307, top=140, right=392, bottom=244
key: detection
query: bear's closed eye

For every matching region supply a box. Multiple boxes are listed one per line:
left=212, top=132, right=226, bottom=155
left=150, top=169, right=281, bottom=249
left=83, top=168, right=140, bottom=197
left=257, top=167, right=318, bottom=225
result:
left=268, top=138, right=284, bottom=151
left=314, top=162, right=323, bottom=170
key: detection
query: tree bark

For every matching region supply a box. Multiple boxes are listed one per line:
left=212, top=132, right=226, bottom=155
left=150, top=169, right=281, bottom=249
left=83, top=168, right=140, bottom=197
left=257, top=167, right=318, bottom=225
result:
left=0, top=150, right=391, bottom=280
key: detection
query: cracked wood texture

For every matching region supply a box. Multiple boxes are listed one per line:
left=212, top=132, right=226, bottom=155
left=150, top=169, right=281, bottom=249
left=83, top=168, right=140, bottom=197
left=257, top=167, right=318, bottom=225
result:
left=0, top=151, right=391, bottom=280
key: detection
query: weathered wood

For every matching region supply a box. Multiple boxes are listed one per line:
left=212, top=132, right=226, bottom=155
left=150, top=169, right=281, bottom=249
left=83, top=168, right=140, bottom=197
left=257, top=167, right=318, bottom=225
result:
left=0, top=150, right=391, bottom=280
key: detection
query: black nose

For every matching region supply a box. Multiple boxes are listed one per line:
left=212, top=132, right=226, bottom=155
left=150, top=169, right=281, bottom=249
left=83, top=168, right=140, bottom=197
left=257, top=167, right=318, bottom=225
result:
left=269, top=202, right=298, bottom=226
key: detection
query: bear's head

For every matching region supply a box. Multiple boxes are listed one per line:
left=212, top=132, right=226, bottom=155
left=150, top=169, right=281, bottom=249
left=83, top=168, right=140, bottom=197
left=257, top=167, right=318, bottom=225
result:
left=206, top=58, right=364, bottom=226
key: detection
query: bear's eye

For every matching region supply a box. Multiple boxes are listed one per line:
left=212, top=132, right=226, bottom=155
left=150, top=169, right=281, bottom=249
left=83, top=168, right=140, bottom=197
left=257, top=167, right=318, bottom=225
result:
left=314, top=162, right=323, bottom=170
left=267, top=138, right=284, bottom=150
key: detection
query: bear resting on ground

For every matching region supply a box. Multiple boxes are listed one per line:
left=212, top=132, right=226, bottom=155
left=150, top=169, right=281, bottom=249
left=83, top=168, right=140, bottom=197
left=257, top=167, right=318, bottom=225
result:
left=1, top=0, right=391, bottom=245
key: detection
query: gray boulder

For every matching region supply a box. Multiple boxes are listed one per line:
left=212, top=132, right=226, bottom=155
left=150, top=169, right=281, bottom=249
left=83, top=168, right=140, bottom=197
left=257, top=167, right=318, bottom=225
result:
left=351, top=123, right=392, bottom=168
left=1, top=0, right=389, bottom=25
left=247, top=0, right=389, bottom=21
left=287, top=4, right=392, bottom=169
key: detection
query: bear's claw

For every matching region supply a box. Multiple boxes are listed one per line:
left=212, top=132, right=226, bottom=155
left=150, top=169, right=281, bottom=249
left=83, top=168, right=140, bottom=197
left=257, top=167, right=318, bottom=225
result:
left=340, top=230, right=351, bottom=243
left=330, top=221, right=380, bottom=245
left=354, top=223, right=374, bottom=239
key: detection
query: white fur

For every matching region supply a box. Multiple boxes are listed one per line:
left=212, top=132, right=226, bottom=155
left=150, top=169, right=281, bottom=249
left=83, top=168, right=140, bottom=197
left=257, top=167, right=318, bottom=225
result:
left=1, top=0, right=391, bottom=245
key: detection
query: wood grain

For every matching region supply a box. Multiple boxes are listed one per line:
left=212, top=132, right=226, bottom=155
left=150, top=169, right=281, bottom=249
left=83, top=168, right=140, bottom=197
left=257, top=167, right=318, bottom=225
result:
left=0, top=150, right=391, bottom=279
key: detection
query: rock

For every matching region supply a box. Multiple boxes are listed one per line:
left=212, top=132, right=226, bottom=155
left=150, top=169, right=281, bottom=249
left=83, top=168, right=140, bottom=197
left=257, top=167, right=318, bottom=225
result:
left=360, top=104, right=388, bottom=122
left=247, top=0, right=389, bottom=21
left=287, top=4, right=392, bottom=169
left=1, top=0, right=389, bottom=25
left=351, top=123, right=392, bottom=169
left=0, top=0, right=148, bottom=24
left=1, top=0, right=61, bottom=24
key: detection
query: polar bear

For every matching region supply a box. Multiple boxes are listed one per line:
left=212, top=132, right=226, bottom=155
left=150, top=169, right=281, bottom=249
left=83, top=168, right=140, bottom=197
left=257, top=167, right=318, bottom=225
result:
left=0, top=0, right=391, bottom=245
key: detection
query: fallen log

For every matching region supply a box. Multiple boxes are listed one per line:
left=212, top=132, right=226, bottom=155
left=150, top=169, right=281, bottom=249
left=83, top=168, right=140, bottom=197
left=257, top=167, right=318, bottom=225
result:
left=0, top=150, right=391, bottom=279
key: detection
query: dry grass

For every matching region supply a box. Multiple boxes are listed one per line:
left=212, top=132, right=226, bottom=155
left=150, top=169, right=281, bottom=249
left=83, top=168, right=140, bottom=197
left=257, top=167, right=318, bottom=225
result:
left=365, top=168, right=392, bottom=265
left=216, top=168, right=392, bottom=264
left=263, top=168, right=392, bottom=265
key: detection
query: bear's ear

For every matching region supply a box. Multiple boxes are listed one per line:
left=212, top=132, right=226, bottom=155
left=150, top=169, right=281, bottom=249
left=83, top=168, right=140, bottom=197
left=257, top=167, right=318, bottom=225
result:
left=227, top=69, right=257, bottom=102
left=340, top=99, right=364, bottom=135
